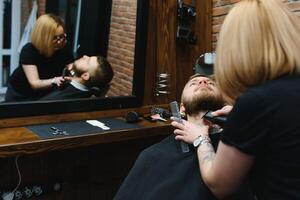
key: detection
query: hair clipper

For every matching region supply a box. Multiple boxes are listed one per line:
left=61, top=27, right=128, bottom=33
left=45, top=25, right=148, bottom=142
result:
left=203, top=111, right=226, bottom=126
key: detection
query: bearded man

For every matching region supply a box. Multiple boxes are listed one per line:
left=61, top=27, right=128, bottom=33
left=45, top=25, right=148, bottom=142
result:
left=114, top=74, right=253, bottom=200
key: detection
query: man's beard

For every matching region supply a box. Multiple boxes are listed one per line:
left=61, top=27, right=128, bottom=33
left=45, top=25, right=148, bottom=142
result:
left=182, top=90, right=224, bottom=116
left=62, top=63, right=83, bottom=78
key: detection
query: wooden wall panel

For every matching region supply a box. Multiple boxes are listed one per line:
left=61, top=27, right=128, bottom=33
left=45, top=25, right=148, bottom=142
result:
left=155, top=0, right=177, bottom=103
left=176, top=0, right=212, bottom=100
left=143, top=0, right=212, bottom=104
left=143, top=0, right=158, bottom=104
left=0, top=136, right=166, bottom=200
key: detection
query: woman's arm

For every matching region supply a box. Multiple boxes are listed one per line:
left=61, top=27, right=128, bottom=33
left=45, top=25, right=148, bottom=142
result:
left=211, top=105, right=233, bottom=116
left=197, top=141, right=254, bottom=199
left=172, top=119, right=254, bottom=199
left=22, top=64, right=65, bottom=90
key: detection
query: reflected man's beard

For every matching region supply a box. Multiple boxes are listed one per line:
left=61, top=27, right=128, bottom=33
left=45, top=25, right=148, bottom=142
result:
left=62, top=63, right=83, bottom=78
left=62, top=66, right=73, bottom=78
left=182, top=90, right=224, bottom=116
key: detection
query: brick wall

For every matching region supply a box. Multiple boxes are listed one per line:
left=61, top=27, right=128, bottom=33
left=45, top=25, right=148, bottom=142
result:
left=21, top=1, right=32, bottom=31
left=106, top=0, right=137, bottom=96
left=21, top=0, right=46, bottom=33
left=37, top=0, right=46, bottom=16
left=212, top=0, right=300, bottom=50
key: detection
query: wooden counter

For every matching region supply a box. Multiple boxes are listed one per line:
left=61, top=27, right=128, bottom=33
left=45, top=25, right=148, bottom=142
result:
left=0, top=106, right=173, bottom=199
left=0, top=118, right=172, bottom=158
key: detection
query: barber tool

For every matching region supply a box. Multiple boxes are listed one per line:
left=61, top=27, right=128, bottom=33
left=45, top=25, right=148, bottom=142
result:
left=150, top=114, right=167, bottom=122
left=62, top=66, right=75, bottom=78
left=62, top=67, right=68, bottom=78
left=155, top=73, right=170, bottom=96
left=151, top=107, right=172, bottom=119
left=50, top=127, right=69, bottom=136
left=203, top=111, right=226, bottom=127
left=177, top=0, right=197, bottom=45
left=170, top=101, right=190, bottom=153
left=124, top=111, right=140, bottom=123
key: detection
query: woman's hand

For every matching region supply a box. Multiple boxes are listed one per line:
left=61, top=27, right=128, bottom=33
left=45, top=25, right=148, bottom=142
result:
left=52, top=76, right=67, bottom=87
left=171, top=118, right=209, bottom=144
left=211, top=105, right=233, bottom=117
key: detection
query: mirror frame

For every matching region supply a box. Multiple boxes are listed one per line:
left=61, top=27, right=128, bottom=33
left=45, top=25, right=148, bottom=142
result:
left=0, top=0, right=148, bottom=119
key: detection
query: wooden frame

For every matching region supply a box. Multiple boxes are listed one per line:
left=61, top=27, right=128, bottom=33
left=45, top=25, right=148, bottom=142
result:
left=0, top=0, right=149, bottom=119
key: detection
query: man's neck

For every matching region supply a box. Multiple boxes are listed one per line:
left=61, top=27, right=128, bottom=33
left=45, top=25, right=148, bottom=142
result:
left=69, top=78, right=89, bottom=91
left=187, top=111, right=208, bottom=125
left=72, top=77, right=84, bottom=85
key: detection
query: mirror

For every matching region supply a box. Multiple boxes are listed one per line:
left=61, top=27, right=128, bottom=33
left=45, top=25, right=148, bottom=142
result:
left=0, top=0, right=148, bottom=118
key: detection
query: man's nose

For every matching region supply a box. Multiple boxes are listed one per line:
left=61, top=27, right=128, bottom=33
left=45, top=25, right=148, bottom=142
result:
left=82, top=55, right=88, bottom=59
left=198, top=80, right=208, bottom=85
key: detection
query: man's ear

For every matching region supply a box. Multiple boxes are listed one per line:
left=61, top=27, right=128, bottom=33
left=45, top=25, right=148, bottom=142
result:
left=81, top=72, right=90, bottom=81
left=180, top=103, right=185, bottom=113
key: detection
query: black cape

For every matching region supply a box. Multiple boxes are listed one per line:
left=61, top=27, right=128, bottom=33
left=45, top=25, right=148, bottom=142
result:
left=114, top=134, right=254, bottom=200
left=114, top=135, right=216, bottom=200
left=39, top=83, right=92, bottom=100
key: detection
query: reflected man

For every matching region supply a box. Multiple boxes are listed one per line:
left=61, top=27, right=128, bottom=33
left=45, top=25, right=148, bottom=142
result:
left=40, top=56, right=113, bottom=100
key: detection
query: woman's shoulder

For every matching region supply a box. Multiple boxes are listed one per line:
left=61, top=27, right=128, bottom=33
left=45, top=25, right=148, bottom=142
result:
left=239, top=75, right=300, bottom=106
left=22, top=43, right=35, bottom=49
left=21, top=43, right=39, bottom=54
left=249, top=75, right=300, bottom=94
left=20, top=43, right=41, bottom=63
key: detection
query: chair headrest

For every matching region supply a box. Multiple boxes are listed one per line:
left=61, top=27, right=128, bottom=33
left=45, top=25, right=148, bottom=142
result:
left=90, top=84, right=110, bottom=97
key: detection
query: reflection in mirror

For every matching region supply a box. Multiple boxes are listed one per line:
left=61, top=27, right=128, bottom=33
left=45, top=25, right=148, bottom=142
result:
left=0, top=0, right=148, bottom=118
left=48, top=0, right=137, bottom=97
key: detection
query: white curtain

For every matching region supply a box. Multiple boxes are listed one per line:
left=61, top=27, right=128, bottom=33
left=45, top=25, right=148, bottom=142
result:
left=18, top=0, right=37, bottom=53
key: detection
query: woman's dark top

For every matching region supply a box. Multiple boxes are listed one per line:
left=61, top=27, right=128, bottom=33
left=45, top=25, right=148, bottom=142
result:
left=221, top=75, right=300, bottom=200
left=5, top=43, right=73, bottom=102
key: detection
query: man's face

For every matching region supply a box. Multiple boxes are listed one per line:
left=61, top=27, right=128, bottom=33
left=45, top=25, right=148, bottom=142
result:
left=71, top=55, right=98, bottom=76
left=182, top=76, right=224, bottom=115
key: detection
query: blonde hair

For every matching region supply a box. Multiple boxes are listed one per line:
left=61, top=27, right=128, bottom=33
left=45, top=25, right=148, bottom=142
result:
left=31, top=14, right=65, bottom=57
left=215, top=0, right=300, bottom=103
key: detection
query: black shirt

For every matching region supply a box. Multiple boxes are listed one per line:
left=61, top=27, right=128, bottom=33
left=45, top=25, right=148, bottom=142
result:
left=5, top=43, right=73, bottom=101
left=221, top=75, right=300, bottom=200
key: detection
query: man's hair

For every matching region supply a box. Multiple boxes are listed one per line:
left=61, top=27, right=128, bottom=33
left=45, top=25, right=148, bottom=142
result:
left=31, top=14, right=65, bottom=57
left=188, top=74, right=214, bottom=81
left=215, top=0, right=300, bottom=103
left=89, top=56, right=114, bottom=87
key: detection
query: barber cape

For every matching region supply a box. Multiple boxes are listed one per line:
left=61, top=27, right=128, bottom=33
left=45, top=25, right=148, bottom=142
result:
left=114, top=135, right=216, bottom=200
left=39, top=81, right=92, bottom=101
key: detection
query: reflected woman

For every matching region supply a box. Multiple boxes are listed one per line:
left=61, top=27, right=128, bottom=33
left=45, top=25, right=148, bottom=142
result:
left=5, top=14, right=74, bottom=102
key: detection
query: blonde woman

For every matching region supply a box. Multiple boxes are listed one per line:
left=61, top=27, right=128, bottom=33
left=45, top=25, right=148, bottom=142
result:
left=5, top=14, right=74, bottom=102
left=172, top=0, right=300, bottom=199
